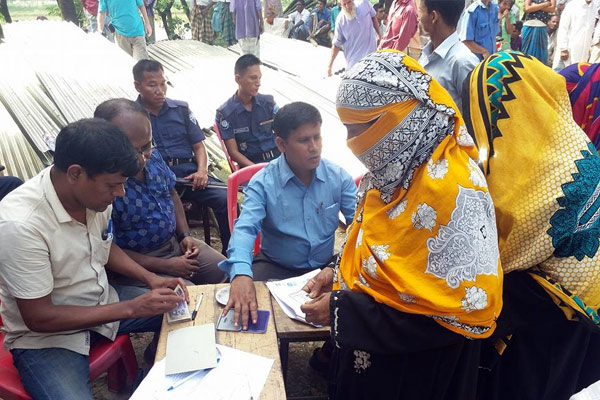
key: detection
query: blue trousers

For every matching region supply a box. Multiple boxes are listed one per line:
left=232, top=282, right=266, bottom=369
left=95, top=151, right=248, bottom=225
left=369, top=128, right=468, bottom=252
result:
left=171, top=163, right=231, bottom=253
left=10, top=285, right=161, bottom=400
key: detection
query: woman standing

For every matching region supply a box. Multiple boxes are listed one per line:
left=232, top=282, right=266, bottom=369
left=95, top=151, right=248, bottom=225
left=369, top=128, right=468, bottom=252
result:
left=521, top=0, right=555, bottom=64
left=301, top=50, right=503, bottom=400
left=463, top=51, right=600, bottom=400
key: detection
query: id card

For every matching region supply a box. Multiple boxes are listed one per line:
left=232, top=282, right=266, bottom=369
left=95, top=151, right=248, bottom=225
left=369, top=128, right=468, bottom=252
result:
left=216, top=309, right=270, bottom=333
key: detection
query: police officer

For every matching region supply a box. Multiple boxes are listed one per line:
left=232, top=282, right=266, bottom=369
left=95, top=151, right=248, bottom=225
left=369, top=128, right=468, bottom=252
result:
left=215, top=54, right=280, bottom=169
left=133, top=59, right=231, bottom=253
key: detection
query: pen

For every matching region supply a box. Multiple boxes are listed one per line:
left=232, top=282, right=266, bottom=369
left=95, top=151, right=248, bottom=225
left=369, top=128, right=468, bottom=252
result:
left=191, top=293, right=203, bottom=321
left=259, top=119, right=274, bottom=126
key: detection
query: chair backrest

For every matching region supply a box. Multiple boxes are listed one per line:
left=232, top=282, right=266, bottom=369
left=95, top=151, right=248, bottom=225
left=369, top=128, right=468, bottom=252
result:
left=354, top=173, right=363, bottom=188
left=213, top=123, right=239, bottom=173
left=227, top=163, right=267, bottom=255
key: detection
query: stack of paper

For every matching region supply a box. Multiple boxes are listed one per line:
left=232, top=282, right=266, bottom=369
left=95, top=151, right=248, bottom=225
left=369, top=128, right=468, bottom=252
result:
left=265, top=269, right=322, bottom=327
left=131, top=345, right=274, bottom=400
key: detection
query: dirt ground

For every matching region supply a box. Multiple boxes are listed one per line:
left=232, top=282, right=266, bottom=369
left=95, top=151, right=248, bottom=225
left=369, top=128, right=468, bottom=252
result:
left=91, top=224, right=331, bottom=399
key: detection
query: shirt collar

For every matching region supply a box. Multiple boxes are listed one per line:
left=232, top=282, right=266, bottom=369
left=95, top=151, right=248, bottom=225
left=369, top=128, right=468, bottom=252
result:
left=135, top=95, right=173, bottom=116
left=42, top=167, right=74, bottom=224
left=232, top=93, right=261, bottom=114
left=277, top=155, right=325, bottom=186
left=434, top=32, right=459, bottom=59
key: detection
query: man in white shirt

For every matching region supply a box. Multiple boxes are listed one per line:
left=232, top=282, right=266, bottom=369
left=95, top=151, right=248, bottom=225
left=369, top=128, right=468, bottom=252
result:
left=286, top=0, right=311, bottom=40
left=0, top=119, right=187, bottom=399
left=590, top=10, right=600, bottom=63
left=418, top=0, right=479, bottom=113
left=553, top=0, right=598, bottom=69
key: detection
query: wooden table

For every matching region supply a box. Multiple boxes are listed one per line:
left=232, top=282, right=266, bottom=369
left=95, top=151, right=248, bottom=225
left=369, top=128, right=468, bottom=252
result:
left=270, top=297, right=330, bottom=382
left=155, top=283, right=286, bottom=400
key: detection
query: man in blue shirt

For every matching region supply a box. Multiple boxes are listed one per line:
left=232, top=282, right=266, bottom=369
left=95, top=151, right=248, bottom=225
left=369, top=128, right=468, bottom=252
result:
left=95, top=99, right=226, bottom=285
left=418, top=0, right=479, bottom=113
left=219, top=102, right=357, bottom=330
left=309, top=0, right=332, bottom=46
left=463, top=0, right=499, bottom=60
left=98, top=0, right=152, bottom=60
left=133, top=60, right=231, bottom=254
left=216, top=54, right=281, bottom=169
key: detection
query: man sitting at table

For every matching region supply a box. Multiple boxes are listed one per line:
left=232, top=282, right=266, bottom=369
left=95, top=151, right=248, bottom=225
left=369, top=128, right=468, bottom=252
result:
left=219, top=101, right=357, bottom=330
left=216, top=54, right=281, bottom=169
left=95, top=98, right=226, bottom=286
left=0, top=118, right=187, bottom=399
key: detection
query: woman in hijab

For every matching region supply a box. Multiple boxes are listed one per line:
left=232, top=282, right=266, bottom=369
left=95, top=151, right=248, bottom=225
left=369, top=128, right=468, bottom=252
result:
left=462, top=51, right=600, bottom=400
left=560, top=62, right=600, bottom=149
left=301, top=50, right=503, bottom=400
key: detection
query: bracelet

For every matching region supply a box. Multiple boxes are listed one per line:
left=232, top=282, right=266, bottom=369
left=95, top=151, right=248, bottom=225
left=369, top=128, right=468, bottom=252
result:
left=178, top=232, right=191, bottom=241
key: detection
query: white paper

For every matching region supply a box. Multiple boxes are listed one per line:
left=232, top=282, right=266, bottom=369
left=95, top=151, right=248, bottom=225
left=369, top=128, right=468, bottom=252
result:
left=131, top=345, right=274, bottom=400
left=266, top=269, right=322, bottom=327
left=166, top=323, right=218, bottom=375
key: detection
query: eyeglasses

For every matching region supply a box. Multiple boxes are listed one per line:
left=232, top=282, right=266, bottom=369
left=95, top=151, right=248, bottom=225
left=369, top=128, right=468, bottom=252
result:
left=138, top=142, right=156, bottom=155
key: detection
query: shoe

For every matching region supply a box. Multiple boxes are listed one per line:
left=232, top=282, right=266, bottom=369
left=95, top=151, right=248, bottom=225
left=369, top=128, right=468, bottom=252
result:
left=309, top=37, right=318, bottom=47
left=308, top=347, right=329, bottom=376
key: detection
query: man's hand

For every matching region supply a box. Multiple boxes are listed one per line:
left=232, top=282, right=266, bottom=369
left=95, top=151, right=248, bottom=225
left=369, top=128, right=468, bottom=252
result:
left=302, top=267, right=334, bottom=298
left=502, top=8, right=508, bottom=17
left=327, top=66, right=333, bottom=77
left=180, top=236, right=200, bottom=258
left=167, top=256, right=200, bottom=280
left=147, top=274, right=190, bottom=302
left=129, top=288, right=185, bottom=318
left=561, top=50, right=569, bottom=61
left=222, top=275, right=258, bottom=330
left=301, top=292, right=331, bottom=325
left=184, top=170, right=208, bottom=190
left=482, top=50, right=491, bottom=60
left=145, top=21, right=153, bottom=37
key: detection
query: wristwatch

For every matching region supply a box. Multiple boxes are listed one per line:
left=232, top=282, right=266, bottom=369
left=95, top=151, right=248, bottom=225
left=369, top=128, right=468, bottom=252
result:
left=178, top=232, right=191, bottom=241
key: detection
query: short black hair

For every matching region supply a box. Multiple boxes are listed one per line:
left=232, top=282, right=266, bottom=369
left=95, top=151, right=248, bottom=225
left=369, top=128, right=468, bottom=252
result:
left=133, top=59, right=164, bottom=82
left=423, top=0, right=463, bottom=27
left=374, top=3, right=384, bottom=10
left=514, top=20, right=523, bottom=32
left=317, top=0, right=326, bottom=4
left=94, top=98, right=149, bottom=122
left=296, top=0, right=305, bottom=6
left=234, top=54, right=262, bottom=76
left=53, top=118, right=141, bottom=178
left=273, top=102, right=322, bottom=139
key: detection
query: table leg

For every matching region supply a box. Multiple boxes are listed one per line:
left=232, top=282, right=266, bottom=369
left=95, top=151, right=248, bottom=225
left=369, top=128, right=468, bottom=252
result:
left=279, top=339, right=289, bottom=382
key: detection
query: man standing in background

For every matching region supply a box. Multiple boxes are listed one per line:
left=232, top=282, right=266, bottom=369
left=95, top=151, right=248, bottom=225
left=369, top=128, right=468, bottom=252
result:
left=552, top=0, right=597, bottom=69
left=379, top=0, right=418, bottom=52
left=230, top=0, right=264, bottom=57
left=327, top=0, right=381, bottom=76
left=98, top=0, right=152, bottom=60
left=418, top=0, right=478, bottom=113
left=463, top=0, right=498, bottom=60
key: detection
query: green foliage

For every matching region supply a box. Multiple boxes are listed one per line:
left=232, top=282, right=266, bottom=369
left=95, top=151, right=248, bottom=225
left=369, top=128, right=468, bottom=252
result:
left=155, top=0, right=189, bottom=39
left=46, top=1, right=86, bottom=27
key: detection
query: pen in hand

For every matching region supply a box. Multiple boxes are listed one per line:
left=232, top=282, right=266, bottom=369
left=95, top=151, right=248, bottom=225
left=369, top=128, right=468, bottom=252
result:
left=191, top=293, right=203, bottom=321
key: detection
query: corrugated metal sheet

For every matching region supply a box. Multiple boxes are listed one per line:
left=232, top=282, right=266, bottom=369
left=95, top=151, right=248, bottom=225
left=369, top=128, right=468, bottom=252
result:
left=0, top=21, right=363, bottom=182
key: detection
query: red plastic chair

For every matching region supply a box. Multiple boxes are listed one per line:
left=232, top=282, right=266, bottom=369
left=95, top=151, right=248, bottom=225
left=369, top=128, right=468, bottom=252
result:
left=213, top=123, right=239, bottom=173
left=0, top=328, right=138, bottom=399
left=354, top=174, right=363, bottom=188
left=227, top=163, right=268, bottom=255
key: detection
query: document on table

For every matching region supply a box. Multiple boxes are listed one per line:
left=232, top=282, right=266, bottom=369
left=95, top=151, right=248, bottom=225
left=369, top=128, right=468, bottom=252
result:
left=265, top=269, right=322, bottom=327
left=131, top=345, right=274, bottom=400
left=166, top=323, right=218, bottom=375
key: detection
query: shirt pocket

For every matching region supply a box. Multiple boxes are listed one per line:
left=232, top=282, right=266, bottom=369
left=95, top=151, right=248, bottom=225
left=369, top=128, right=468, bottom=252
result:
left=316, top=202, right=340, bottom=240
left=477, top=20, right=490, bottom=38
left=163, top=126, right=187, bottom=142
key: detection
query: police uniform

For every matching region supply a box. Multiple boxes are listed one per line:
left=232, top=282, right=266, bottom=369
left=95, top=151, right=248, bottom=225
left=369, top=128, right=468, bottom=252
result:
left=215, top=93, right=281, bottom=163
left=137, top=96, right=231, bottom=252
